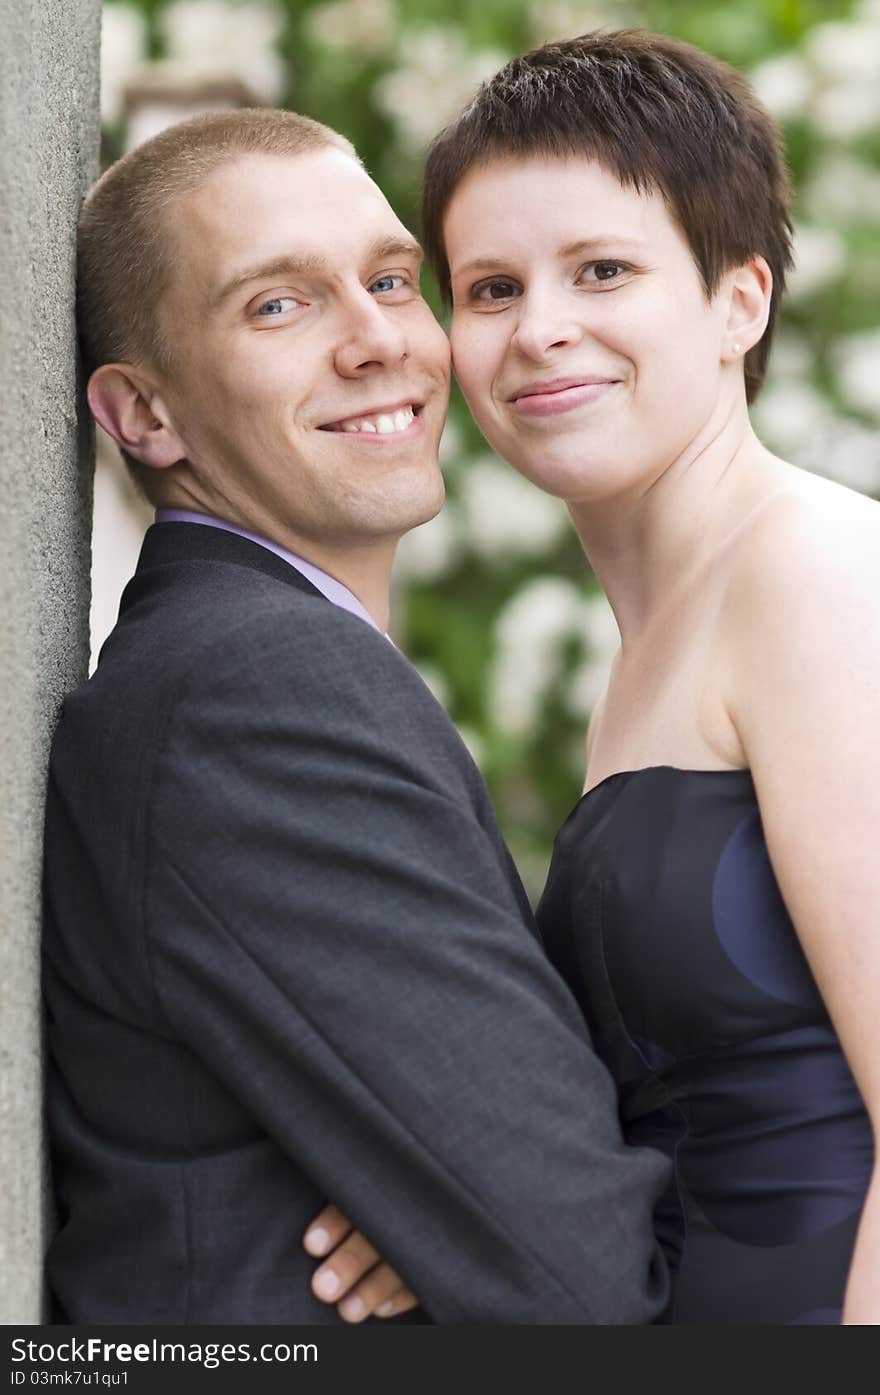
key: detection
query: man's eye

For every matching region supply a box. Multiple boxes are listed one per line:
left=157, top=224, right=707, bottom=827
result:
left=257, top=297, right=299, bottom=317
left=472, top=279, right=520, bottom=303
left=369, top=274, right=407, bottom=294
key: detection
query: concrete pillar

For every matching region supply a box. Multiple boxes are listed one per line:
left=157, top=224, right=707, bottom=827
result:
left=0, top=0, right=101, bottom=1323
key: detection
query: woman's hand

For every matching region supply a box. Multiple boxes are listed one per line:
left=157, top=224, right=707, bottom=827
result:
left=303, top=1204, right=419, bottom=1322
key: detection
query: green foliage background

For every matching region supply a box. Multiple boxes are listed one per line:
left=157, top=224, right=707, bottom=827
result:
left=104, top=0, right=879, bottom=895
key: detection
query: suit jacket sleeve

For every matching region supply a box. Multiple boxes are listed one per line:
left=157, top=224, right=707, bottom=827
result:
left=144, top=607, right=669, bottom=1324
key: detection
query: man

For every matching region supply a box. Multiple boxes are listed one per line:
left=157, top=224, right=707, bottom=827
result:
left=43, top=108, right=668, bottom=1324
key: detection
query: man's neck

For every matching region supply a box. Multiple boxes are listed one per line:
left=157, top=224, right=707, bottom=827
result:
left=243, top=527, right=397, bottom=634
left=316, top=540, right=397, bottom=634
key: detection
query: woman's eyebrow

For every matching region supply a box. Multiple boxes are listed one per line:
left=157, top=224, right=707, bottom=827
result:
left=451, top=235, right=647, bottom=279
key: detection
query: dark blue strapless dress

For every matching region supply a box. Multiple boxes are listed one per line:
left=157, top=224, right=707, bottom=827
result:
left=537, top=766, right=872, bottom=1324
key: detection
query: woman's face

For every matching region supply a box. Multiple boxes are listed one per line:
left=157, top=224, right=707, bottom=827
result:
left=445, top=157, right=737, bottom=506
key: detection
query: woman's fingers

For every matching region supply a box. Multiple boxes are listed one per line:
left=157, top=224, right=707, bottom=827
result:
left=337, top=1265, right=419, bottom=1323
left=302, top=1203, right=353, bottom=1258
left=310, top=1228, right=380, bottom=1304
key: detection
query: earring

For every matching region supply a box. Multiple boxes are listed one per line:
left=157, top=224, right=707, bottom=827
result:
left=732, top=342, right=743, bottom=355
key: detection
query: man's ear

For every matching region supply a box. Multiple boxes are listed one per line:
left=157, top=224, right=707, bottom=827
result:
left=721, top=254, right=773, bottom=363
left=87, top=364, right=186, bottom=470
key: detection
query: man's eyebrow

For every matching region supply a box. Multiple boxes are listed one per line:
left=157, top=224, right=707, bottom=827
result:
left=211, top=237, right=424, bottom=311
left=366, top=235, right=424, bottom=265
left=210, top=254, right=326, bottom=310
left=450, top=236, right=646, bottom=279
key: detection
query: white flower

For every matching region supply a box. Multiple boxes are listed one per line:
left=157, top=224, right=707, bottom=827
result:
left=375, top=27, right=508, bottom=152
left=766, top=331, right=813, bottom=381
left=529, top=1, right=636, bottom=44
left=459, top=456, right=569, bottom=560
left=797, top=419, right=880, bottom=495
left=101, top=3, right=149, bottom=124
left=494, top=576, right=586, bottom=654
left=455, top=723, right=485, bottom=767
left=394, top=504, right=461, bottom=581
left=438, top=417, right=464, bottom=468
left=566, top=593, right=618, bottom=719
left=126, top=92, right=220, bottom=150
left=161, top=1, right=286, bottom=103
left=803, top=18, right=880, bottom=137
left=786, top=224, right=846, bottom=301
left=749, top=53, right=810, bottom=121
left=581, top=591, right=618, bottom=659
left=825, top=424, right=880, bottom=495
left=750, top=380, right=832, bottom=455
left=488, top=647, right=546, bottom=738
left=805, top=20, right=880, bottom=86
left=803, top=154, right=880, bottom=225
left=411, top=660, right=450, bottom=710
left=306, top=0, right=395, bottom=54
left=567, top=655, right=611, bottom=719
left=833, top=331, right=880, bottom=418
left=813, top=81, right=880, bottom=139
left=489, top=577, right=588, bottom=737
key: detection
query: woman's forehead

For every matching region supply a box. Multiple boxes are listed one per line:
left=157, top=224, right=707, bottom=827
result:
left=443, top=159, right=671, bottom=260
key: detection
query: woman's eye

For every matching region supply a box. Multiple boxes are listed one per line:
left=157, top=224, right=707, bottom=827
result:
left=583, top=261, right=628, bottom=283
left=257, top=296, right=299, bottom=317
left=472, top=279, right=520, bottom=303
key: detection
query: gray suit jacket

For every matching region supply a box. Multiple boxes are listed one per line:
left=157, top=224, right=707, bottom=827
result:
left=42, top=521, right=669, bottom=1323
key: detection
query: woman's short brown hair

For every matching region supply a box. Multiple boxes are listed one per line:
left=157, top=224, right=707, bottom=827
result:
left=422, top=30, right=794, bottom=402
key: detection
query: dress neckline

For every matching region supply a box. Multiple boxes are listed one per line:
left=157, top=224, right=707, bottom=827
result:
left=577, top=763, right=753, bottom=812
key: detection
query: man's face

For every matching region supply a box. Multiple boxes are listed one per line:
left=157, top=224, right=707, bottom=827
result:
left=154, top=147, right=450, bottom=547
left=445, top=157, right=733, bottom=507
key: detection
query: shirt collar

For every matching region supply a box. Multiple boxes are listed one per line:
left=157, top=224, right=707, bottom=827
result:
left=154, top=508, right=380, bottom=632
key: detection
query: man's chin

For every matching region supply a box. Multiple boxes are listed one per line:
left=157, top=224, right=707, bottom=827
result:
left=394, top=470, right=446, bottom=533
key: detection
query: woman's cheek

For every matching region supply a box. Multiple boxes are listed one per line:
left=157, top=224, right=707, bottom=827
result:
left=451, top=322, right=491, bottom=398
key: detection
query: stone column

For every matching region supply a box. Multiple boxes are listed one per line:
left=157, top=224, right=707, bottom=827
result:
left=0, top=0, right=101, bottom=1323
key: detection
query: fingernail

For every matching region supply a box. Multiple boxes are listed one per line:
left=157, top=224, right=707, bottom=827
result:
left=340, top=1296, right=365, bottom=1321
left=305, top=1227, right=330, bottom=1256
left=314, top=1268, right=340, bottom=1299
left=377, top=1300, right=394, bottom=1317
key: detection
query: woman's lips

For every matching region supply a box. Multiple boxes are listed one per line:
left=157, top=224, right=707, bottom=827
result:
left=510, top=379, right=619, bottom=417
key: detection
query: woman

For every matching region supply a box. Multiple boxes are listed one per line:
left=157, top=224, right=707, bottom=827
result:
left=307, top=30, right=879, bottom=1323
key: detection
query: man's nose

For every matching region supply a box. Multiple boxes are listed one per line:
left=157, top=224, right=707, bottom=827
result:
left=509, top=287, right=585, bottom=363
left=333, top=289, right=408, bottom=376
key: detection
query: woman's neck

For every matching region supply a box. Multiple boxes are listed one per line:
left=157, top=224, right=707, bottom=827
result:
left=567, top=406, right=788, bottom=647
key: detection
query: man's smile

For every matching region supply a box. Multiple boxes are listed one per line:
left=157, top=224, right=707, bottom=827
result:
left=319, top=399, right=424, bottom=437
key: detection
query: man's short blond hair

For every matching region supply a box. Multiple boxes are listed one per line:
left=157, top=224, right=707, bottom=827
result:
left=77, top=107, right=358, bottom=386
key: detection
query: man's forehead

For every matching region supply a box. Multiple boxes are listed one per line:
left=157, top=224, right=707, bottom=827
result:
left=169, top=149, right=417, bottom=291
left=181, top=149, right=389, bottom=237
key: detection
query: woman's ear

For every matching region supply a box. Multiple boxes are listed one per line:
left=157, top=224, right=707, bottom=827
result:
left=87, top=363, right=186, bottom=470
left=722, top=255, right=773, bottom=363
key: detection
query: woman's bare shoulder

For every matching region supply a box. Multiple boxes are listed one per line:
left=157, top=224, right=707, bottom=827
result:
left=731, top=462, right=880, bottom=603
left=718, top=463, right=880, bottom=764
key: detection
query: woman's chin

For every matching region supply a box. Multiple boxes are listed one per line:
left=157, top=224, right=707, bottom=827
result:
left=497, top=450, right=622, bottom=503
